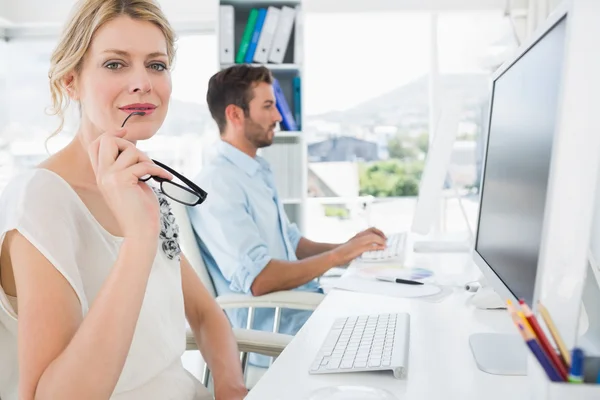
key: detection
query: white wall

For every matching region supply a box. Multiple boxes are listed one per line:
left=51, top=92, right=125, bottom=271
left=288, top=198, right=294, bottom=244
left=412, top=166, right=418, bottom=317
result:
left=0, top=0, right=216, bottom=24
left=1, top=0, right=525, bottom=25
left=310, top=0, right=525, bottom=12
left=0, top=0, right=11, bottom=25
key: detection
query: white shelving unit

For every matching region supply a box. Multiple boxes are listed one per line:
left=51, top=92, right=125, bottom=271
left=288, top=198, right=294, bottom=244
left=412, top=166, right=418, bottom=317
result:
left=217, top=0, right=307, bottom=232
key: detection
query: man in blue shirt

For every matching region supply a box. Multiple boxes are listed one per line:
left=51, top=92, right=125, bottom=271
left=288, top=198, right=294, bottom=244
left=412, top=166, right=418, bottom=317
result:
left=188, top=65, right=386, bottom=366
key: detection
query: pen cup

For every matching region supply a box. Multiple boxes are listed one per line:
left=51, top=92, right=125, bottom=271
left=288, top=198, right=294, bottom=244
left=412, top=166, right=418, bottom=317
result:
left=529, top=355, right=600, bottom=400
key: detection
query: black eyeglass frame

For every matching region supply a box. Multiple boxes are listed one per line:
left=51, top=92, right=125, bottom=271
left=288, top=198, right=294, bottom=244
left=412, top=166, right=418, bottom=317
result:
left=140, top=159, right=208, bottom=207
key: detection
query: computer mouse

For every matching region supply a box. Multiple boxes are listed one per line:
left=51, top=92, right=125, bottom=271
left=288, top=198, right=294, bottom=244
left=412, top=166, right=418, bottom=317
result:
left=305, top=385, right=399, bottom=400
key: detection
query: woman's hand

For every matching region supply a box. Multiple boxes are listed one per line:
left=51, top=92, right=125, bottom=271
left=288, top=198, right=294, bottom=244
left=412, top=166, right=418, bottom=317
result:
left=88, top=128, right=173, bottom=241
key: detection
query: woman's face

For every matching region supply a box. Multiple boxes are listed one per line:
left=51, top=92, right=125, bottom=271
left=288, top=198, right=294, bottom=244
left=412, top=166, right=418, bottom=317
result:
left=74, top=16, right=172, bottom=141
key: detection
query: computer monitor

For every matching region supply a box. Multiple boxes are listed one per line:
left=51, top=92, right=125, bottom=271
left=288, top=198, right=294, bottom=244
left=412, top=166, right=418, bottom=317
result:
left=468, top=12, right=569, bottom=376
left=409, top=96, right=473, bottom=253
left=472, top=16, right=567, bottom=308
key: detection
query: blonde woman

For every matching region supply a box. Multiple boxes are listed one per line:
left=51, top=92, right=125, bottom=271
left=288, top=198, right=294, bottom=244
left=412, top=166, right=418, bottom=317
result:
left=0, top=1, right=247, bottom=399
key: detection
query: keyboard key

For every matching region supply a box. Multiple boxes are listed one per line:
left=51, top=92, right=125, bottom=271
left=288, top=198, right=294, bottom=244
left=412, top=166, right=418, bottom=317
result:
left=327, top=358, right=342, bottom=370
left=341, top=360, right=354, bottom=369
left=368, top=358, right=382, bottom=367
left=322, top=348, right=333, bottom=356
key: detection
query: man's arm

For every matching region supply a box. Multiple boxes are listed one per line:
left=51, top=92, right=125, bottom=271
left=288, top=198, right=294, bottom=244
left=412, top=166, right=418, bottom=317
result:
left=250, top=232, right=386, bottom=296
left=188, top=173, right=386, bottom=298
left=181, top=255, right=247, bottom=400
left=294, top=227, right=388, bottom=260
left=295, top=237, right=338, bottom=260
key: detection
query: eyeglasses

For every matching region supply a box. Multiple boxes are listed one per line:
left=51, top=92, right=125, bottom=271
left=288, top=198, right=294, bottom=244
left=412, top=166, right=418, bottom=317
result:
left=121, top=112, right=208, bottom=207
left=140, top=159, right=207, bottom=206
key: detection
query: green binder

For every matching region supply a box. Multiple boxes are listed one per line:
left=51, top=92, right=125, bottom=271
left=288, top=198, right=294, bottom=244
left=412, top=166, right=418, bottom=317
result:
left=235, top=8, right=259, bottom=64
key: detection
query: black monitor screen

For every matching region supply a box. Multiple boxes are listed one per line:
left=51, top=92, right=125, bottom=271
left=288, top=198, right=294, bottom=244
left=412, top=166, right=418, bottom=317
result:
left=475, top=17, right=567, bottom=306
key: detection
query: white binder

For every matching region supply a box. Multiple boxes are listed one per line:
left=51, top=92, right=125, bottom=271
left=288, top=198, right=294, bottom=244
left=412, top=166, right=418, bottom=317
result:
left=293, top=5, right=303, bottom=64
left=219, top=5, right=234, bottom=64
left=253, top=6, right=280, bottom=64
left=268, top=6, right=296, bottom=64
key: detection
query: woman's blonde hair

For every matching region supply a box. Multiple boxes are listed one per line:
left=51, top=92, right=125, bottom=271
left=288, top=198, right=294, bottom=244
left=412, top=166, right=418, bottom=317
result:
left=47, top=0, right=176, bottom=138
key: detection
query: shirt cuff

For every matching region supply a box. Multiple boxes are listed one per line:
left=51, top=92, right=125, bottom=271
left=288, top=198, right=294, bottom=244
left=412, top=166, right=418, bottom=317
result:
left=229, top=246, right=272, bottom=294
left=287, top=223, right=302, bottom=251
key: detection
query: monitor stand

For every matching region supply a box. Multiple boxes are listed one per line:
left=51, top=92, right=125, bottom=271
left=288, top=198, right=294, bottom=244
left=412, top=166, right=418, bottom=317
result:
left=468, top=285, right=506, bottom=310
left=413, top=238, right=471, bottom=253
left=469, top=333, right=528, bottom=375
left=412, top=183, right=474, bottom=254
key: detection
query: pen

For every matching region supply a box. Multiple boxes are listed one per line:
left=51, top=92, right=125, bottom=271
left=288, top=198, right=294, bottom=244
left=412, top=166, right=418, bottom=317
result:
left=376, top=276, right=424, bottom=285
left=569, top=348, right=584, bottom=383
left=538, top=302, right=571, bottom=367
left=518, top=300, right=568, bottom=380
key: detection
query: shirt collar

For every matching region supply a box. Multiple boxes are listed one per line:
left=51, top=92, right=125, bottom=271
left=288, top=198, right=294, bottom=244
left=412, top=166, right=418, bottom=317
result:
left=216, top=140, right=261, bottom=176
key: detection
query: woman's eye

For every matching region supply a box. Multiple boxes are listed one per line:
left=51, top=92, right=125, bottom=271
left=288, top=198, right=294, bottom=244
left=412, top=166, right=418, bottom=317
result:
left=105, top=62, right=123, bottom=70
left=150, top=63, right=167, bottom=71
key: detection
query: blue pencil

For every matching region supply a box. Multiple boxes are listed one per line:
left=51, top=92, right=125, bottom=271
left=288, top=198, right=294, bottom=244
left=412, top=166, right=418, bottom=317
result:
left=526, top=338, right=563, bottom=382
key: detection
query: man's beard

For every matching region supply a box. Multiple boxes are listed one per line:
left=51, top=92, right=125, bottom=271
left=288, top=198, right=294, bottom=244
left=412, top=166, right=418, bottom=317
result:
left=244, top=118, right=275, bottom=149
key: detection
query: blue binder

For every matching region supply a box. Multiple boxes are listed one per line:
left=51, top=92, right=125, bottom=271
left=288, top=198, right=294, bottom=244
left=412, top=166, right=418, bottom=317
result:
left=244, top=8, right=267, bottom=63
left=293, top=76, right=301, bottom=130
left=272, top=78, right=298, bottom=131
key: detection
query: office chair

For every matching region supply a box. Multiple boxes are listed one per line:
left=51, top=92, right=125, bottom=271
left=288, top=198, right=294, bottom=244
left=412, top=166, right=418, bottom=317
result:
left=169, top=201, right=325, bottom=388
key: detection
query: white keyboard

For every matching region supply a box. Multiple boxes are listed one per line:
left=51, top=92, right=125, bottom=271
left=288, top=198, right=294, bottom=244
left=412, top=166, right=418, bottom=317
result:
left=360, top=232, right=407, bottom=262
left=309, top=313, right=410, bottom=379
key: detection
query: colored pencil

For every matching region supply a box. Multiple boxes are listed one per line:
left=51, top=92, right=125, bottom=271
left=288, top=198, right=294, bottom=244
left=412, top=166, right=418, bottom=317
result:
left=507, top=301, right=564, bottom=382
left=538, top=302, right=571, bottom=367
left=519, top=300, right=568, bottom=380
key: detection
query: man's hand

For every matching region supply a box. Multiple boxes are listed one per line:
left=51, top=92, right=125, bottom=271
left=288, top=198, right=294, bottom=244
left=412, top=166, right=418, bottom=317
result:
left=215, top=385, right=248, bottom=400
left=350, top=227, right=386, bottom=241
left=330, top=233, right=387, bottom=266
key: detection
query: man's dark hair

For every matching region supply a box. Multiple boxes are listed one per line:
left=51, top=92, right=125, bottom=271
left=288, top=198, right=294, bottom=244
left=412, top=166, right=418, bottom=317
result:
left=206, top=64, right=273, bottom=133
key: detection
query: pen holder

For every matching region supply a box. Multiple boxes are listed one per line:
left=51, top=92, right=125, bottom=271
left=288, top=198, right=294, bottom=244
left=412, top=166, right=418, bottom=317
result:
left=538, top=381, right=600, bottom=400
left=529, top=355, right=600, bottom=400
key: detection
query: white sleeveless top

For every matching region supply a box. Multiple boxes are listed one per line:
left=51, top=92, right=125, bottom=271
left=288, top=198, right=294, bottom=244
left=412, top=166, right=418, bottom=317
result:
left=0, top=169, right=211, bottom=400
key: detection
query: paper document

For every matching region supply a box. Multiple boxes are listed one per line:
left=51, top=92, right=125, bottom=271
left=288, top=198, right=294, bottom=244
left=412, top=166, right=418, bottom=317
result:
left=353, top=265, right=434, bottom=280
left=332, top=276, right=441, bottom=298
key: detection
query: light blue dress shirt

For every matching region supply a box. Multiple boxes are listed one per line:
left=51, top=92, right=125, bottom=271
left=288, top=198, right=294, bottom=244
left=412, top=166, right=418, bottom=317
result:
left=187, top=141, right=321, bottom=366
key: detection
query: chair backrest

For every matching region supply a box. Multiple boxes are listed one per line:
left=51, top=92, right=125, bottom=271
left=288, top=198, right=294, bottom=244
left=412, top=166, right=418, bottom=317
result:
left=170, top=200, right=217, bottom=298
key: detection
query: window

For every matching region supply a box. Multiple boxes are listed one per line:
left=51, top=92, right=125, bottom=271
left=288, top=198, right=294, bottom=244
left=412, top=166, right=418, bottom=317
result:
left=0, top=34, right=218, bottom=193
left=304, top=11, right=517, bottom=242
left=0, top=39, right=63, bottom=191
left=437, top=11, right=517, bottom=234
left=304, top=12, right=431, bottom=242
left=0, top=39, right=10, bottom=188
left=140, top=34, right=219, bottom=177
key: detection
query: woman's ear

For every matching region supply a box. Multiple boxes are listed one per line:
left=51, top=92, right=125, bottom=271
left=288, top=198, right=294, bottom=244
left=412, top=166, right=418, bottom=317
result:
left=224, top=104, right=244, bottom=128
left=63, top=73, right=79, bottom=101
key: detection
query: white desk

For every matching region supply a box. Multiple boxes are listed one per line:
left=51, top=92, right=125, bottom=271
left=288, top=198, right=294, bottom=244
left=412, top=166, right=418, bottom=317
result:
left=246, top=253, right=531, bottom=400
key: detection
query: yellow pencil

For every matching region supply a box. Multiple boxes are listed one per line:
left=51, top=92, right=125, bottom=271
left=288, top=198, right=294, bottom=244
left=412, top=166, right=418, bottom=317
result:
left=538, top=302, right=571, bottom=366
left=507, top=300, right=535, bottom=336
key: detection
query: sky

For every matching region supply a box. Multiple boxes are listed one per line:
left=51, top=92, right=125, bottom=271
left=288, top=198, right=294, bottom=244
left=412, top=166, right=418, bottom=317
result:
left=170, top=10, right=516, bottom=116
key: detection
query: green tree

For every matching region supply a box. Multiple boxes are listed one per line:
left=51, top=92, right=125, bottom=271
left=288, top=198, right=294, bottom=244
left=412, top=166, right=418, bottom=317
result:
left=359, top=160, right=424, bottom=197
left=387, top=135, right=417, bottom=160
left=415, top=132, right=429, bottom=154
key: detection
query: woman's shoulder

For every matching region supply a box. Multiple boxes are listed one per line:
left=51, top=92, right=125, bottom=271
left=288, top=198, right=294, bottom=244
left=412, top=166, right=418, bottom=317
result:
left=1, top=168, right=74, bottom=206
left=0, top=168, right=86, bottom=230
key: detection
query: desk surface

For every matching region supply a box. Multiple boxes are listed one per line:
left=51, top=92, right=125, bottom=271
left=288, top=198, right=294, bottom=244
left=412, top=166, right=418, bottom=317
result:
left=246, top=253, right=531, bottom=400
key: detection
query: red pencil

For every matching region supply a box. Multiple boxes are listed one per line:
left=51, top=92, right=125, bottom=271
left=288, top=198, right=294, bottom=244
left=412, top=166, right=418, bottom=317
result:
left=519, top=299, right=568, bottom=380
